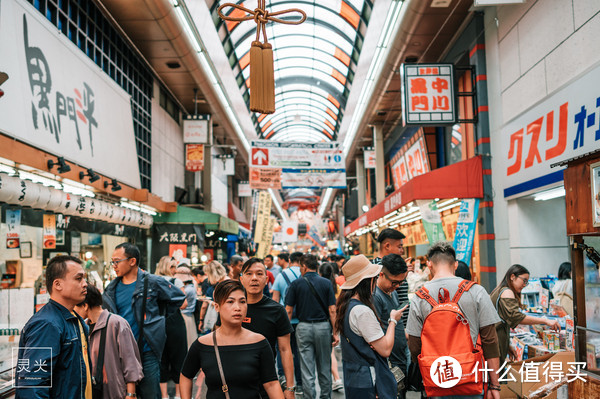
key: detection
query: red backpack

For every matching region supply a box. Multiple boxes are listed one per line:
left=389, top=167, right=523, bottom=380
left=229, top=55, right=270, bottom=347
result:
left=416, top=280, right=484, bottom=397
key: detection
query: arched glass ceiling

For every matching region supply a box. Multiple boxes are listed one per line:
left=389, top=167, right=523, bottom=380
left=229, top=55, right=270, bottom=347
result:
left=209, top=0, right=372, bottom=142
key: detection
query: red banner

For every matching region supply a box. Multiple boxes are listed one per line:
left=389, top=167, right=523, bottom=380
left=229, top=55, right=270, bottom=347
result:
left=185, top=144, right=204, bottom=172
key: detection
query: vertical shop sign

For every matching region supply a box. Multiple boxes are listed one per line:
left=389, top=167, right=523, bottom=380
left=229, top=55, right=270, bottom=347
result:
left=401, top=63, right=456, bottom=125
left=183, top=116, right=209, bottom=143
left=453, top=199, right=480, bottom=266
left=6, top=209, right=21, bottom=248
left=417, top=200, right=446, bottom=244
left=238, top=181, right=251, bottom=197
left=185, top=144, right=204, bottom=172
left=42, top=214, right=57, bottom=249
left=363, top=148, right=376, bottom=169
left=253, top=191, right=272, bottom=256
left=256, top=217, right=275, bottom=259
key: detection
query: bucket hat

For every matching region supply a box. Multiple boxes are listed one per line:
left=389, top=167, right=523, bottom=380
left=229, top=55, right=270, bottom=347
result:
left=340, top=254, right=382, bottom=289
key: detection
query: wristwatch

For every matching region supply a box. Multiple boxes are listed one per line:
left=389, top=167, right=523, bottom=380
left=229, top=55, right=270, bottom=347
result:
left=285, top=385, right=296, bottom=392
left=126, top=393, right=137, bottom=397
left=388, top=318, right=398, bottom=325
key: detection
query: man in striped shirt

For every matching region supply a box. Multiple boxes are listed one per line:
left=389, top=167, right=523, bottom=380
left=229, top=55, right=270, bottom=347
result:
left=372, top=229, right=414, bottom=329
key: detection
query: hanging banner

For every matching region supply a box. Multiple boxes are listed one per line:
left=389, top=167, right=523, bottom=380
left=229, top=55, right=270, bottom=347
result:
left=0, top=1, right=140, bottom=187
left=250, top=168, right=282, bottom=190
left=256, top=217, right=275, bottom=259
left=238, top=181, right=251, bottom=197
left=6, top=209, right=21, bottom=248
left=363, top=148, right=376, bottom=169
left=281, top=169, right=346, bottom=189
left=253, top=191, right=272, bottom=242
left=185, top=144, right=204, bottom=172
left=42, top=214, right=56, bottom=249
left=389, top=130, right=430, bottom=190
left=417, top=200, right=446, bottom=244
left=281, top=220, right=299, bottom=242
left=183, top=115, right=210, bottom=144
left=453, top=199, right=480, bottom=266
left=250, top=141, right=346, bottom=189
left=401, top=63, right=457, bottom=125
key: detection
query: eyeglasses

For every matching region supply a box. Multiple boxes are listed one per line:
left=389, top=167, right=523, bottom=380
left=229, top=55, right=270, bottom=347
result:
left=517, top=276, right=529, bottom=286
left=110, top=257, right=132, bottom=266
left=384, top=273, right=404, bottom=287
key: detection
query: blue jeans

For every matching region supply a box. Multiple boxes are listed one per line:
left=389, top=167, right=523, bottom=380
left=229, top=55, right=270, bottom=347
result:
left=138, top=350, right=161, bottom=399
left=296, top=321, right=332, bottom=399
left=277, top=323, right=303, bottom=388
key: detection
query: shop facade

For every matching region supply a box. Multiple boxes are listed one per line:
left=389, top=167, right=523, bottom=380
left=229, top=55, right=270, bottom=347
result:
left=484, top=1, right=600, bottom=279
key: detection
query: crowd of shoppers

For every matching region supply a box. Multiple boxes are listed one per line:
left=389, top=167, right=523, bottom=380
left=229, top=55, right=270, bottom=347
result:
left=15, top=234, right=572, bottom=399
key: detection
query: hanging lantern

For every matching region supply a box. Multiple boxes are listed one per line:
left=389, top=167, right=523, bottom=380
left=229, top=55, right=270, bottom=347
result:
left=46, top=187, right=66, bottom=211
left=218, top=1, right=306, bottom=114
left=0, top=174, right=22, bottom=203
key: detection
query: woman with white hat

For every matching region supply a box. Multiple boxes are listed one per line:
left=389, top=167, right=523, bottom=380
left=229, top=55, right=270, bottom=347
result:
left=334, top=254, right=404, bottom=399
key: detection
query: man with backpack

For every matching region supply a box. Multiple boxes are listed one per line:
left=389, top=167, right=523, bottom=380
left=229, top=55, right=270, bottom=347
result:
left=406, top=242, right=501, bottom=399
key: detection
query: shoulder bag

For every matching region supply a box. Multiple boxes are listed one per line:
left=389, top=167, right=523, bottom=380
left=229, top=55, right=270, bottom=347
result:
left=213, top=332, right=230, bottom=399
left=137, top=275, right=148, bottom=355
left=92, top=314, right=112, bottom=399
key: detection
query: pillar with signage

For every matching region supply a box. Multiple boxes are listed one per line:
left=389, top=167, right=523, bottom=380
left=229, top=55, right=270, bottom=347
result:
left=183, top=115, right=211, bottom=207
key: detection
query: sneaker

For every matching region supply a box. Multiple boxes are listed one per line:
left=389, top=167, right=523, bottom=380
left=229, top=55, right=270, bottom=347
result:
left=295, top=385, right=303, bottom=397
left=332, top=379, right=344, bottom=391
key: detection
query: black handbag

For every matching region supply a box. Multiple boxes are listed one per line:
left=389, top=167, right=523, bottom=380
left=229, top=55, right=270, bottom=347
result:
left=406, top=361, right=424, bottom=392
left=92, top=314, right=111, bottom=399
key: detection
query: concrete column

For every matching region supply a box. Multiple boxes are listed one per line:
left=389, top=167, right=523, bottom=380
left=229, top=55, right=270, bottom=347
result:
left=372, top=125, right=385, bottom=204
left=356, top=156, right=366, bottom=215
left=202, top=146, right=212, bottom=211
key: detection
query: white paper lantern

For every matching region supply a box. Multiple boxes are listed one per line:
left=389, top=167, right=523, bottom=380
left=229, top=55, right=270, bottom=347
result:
left=87, top=198, right=99, bottom=219
left=46, top=187, right=66, bottom=211
left=35, top=185, right=52, bottom=210
left=0, top=174, right=23, bottom=203
left=94, top=200, right=106, bottom=221
left=143, top=214, right=154, bottom=228
left=111, top=205, right=124, bottom=224
left=131, top=211, right=143, bottom=227
left=18, top=180, right=42, bottom=208
left=61, top=193, right=81, bottom=216
left=74, top=196, right=92, bottom=218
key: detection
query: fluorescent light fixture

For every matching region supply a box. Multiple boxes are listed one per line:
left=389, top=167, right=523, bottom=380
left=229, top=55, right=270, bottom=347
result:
left=171, top=2, right=251, bottom=156
left=269, top=189, right=288, bottom=221
left=534, top=187, right=565, bottom=201
left=343, top=0, right=406, bottom=158
left=0, top=164, right=16, bottom=175
left=62, top=181, right=96, bottom=197
left=318, top=188, right=333, bottom=216
left=18, top=170, right=61, bottom=189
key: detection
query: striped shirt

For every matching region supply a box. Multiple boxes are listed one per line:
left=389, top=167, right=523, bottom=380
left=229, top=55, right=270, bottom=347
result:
left=373, top=257, right=410, bottom=329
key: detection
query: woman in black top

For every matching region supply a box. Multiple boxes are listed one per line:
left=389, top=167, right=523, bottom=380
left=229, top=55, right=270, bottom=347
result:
left=180, top=280, right=284, bottom=399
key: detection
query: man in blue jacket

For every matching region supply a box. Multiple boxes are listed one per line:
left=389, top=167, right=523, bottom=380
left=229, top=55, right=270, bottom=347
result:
left=103, top=243, right=185, bottom=399
left=16, top=255, right=91, bottom=398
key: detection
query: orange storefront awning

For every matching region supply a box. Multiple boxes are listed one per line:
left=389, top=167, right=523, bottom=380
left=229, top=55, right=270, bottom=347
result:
left=344, top=156, right=483, bottom=236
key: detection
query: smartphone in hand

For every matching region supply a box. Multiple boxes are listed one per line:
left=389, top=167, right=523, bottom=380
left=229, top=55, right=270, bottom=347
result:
left=397, top=301, right=409, bottom=310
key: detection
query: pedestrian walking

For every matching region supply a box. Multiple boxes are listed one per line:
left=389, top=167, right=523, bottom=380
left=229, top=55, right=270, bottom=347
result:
left=272, top=251, right=304, bottom=394
left=407, top=242, right=502, bottom=398
left=198, top=260, right=229, bottom=333
left=175, top=266, right=200, bottom=348
left=372, top=254, right=409, bottom=398
left=154, top=256, right=189, bottom=399
left=16, top=255, right=91, bottom=398
left=103, top=243, right=186, bottom=399
left=179, top=280, right=285, bottom=399
left=74, top=285, right=143, bottom=399
left=285, top=254, right=338, bottom=399
left=318, top=262, right=343, bottom=391
left=335, top=255, right=401, bottom=399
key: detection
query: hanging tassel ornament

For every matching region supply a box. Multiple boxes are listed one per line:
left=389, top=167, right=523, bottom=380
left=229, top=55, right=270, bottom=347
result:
left=218, top=1, right=306, bottom=115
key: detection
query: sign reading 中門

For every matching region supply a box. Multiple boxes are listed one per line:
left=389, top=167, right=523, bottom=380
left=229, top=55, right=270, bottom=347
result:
left=401, top=64, right=457, bottom=125
left=250, top=140, right=346, bottom=189
left=389, top=130, right=430, bottom=191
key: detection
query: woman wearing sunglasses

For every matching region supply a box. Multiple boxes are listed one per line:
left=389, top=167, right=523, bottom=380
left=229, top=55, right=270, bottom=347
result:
left=490, top=264, right=560, bottom=363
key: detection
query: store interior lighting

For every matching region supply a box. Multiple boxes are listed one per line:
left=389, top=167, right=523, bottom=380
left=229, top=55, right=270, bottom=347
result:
left=120, top=200, right=158, bottom=216
left=534, top=186, right=566, bottom=201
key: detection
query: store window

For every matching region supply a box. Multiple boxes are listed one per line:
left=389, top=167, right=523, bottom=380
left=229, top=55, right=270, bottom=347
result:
left=27, top=0, right=154, bottom=190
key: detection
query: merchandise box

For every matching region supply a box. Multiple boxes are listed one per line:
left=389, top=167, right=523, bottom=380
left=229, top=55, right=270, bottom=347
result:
left=506, top=351, right=574, bottom=398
